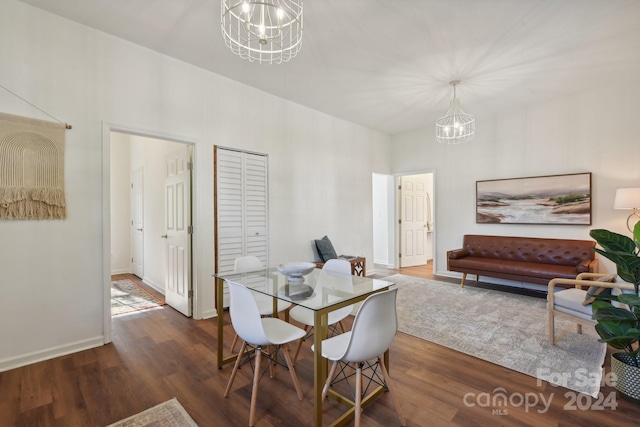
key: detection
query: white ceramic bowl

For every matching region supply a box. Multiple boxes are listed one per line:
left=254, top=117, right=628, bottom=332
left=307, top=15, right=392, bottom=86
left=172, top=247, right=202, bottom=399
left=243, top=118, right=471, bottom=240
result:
left=277, top=262, right=316, bottom=277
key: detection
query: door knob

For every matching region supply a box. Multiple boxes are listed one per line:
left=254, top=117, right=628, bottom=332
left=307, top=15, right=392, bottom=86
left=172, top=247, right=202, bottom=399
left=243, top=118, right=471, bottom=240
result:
left=161, top=234, right=168, bottom=239
left=137, top=228, right=143, bottom=231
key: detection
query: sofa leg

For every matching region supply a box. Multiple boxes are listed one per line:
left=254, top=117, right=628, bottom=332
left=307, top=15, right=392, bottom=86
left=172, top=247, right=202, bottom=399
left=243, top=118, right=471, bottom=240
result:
left=576, top=324, right=582, bottom=335
left=461, top=273, right=467, bottom=287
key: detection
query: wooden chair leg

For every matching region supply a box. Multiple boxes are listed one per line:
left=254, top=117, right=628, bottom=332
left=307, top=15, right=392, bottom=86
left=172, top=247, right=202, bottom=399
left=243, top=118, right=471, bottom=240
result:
left=292, top=337, right=304, bottom=364
left=576, top=324, right=583, bottom=335
left=230, top=333, right=239, bottom=353
left=378, top=356, right=406, bottom=426
left=461, top=273, right=467, bottom=287
left=249, top=346, right=262, bottom=427
left=268, top=345, right=276, bottom=378
left=281, top=343, right=304, bottom=400
left=224, top=341, right=246, bottom=397
left=338, top=320, right=346, bottom=333
left=549, top=312, right=556, bottom=345
left=322, top=361, right=339, bottom=401
left=355, top=363, right=362, bottom=427
left=292, top=326, right=311, bottom=364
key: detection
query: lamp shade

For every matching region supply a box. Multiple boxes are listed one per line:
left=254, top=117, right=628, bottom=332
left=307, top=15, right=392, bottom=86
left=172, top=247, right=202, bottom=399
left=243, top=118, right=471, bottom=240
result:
left=614, top=188, right=640, bottom=209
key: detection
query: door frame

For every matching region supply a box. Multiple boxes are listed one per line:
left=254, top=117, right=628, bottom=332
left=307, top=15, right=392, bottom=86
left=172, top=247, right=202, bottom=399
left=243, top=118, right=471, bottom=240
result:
left=393, top=169, right=436, bottom=271
left=101, top=122, right=199, bottom=344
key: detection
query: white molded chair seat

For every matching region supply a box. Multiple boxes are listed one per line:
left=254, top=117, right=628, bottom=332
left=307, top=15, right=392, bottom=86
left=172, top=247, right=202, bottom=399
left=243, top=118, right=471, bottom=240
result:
left=224, top=280, right=306, bottom=427
left=289, top=258, right=354, bottom=362
left=311, top=287, right=406, bottom=427
left=230, top=256, right=291, bottom=353
left=547, top=272, right=635, bottom=345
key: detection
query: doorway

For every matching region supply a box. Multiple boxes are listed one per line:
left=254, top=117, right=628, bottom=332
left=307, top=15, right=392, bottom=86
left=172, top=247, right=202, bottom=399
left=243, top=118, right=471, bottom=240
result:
left=372, top=171, right=435, bottom=272
left=103, top=124, right=196, bottom=343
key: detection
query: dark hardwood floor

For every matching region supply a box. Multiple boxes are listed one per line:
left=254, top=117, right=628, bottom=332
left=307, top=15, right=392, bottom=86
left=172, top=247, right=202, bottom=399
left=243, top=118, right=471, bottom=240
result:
left=1, top=265, right=639, bottom=426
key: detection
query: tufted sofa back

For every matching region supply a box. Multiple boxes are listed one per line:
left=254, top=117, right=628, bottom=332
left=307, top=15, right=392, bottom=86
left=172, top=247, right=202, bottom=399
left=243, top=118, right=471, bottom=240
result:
left=462, top=235, right=595, bottom=267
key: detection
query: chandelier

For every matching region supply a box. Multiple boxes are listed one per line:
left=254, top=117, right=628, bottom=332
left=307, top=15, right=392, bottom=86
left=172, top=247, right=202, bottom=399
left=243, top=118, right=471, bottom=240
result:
left=435, top=80, right=475, bottom=144
left=221, top=0, right=303, bottom=64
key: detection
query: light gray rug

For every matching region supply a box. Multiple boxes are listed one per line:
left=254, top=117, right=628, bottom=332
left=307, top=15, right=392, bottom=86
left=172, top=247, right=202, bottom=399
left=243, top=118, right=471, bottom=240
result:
left=106, top=398, right=197, bottom=427
left=385, top=274, right=606, bottom=397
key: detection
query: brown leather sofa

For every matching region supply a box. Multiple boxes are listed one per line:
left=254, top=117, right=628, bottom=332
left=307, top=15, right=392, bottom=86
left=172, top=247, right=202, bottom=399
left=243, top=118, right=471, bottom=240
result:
left=447, top=235, right=598, bottom=288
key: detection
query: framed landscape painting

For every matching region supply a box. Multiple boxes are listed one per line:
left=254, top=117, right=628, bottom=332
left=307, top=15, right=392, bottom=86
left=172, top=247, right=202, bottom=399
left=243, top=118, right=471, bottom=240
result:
left=476, top=172, right=591, bottom=225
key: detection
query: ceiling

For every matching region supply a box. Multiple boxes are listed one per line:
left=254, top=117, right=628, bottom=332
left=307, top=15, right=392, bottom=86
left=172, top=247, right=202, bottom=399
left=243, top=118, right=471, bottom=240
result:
left=18, top=0, right=640, bottom=136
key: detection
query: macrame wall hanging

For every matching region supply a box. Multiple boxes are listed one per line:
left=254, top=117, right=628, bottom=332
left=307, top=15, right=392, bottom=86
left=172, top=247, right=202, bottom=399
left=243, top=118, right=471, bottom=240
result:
left=0, top=112, right=67, bottom=219
left=0, top=84, right=71, bottom=220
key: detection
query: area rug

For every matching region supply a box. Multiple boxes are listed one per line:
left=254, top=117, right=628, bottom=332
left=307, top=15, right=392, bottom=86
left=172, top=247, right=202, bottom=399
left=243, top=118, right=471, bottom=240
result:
left=111, top=279, right=165, bottom=316
left=106, top=398, right=198, bottom=427
left=385, top=274, right=606, bottom=397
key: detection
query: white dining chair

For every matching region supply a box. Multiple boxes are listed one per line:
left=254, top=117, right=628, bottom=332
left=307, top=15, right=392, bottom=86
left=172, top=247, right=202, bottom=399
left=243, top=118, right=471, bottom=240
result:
left=224, top=280, right=306, bottom=427
left=289, top=258, right=354, bottom=362
left=312, top=287, right=406, bottom=427
left=229, top=256, right=291, bottom=352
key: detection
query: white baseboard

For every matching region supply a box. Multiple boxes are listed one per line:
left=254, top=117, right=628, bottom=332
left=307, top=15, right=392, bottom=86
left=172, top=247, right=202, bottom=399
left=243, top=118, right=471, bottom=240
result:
left=111, top=268, right=131, bottom=275
left=141, top=276, right=165, bottom=295
left=0, top=335, right=105, bottom=373
left=201, top=308, right=218, bottom=319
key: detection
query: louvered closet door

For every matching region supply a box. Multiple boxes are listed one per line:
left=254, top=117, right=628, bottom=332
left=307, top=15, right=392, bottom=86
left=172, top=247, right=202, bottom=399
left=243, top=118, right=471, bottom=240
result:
left=214, top=147, right=268, bottom=307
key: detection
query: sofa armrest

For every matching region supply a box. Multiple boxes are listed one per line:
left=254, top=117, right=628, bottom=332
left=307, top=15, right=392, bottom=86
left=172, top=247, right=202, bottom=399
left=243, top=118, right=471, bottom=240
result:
left=576, top=258, right=599, bottom=273
left=447, top=248, right=469, bottom=259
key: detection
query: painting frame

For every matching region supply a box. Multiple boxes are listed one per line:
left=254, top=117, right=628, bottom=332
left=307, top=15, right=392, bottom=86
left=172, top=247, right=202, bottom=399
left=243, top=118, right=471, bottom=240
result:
left=476, top=172, right=592, bottom=225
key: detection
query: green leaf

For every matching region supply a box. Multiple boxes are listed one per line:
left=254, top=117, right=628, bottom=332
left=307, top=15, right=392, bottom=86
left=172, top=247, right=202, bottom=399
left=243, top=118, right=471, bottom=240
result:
left=592, top=306, right=637, bottom=321
left=590, top=229, right=637, bottom=254
left=600, top=335, right=640, bottom=349
left=595, top=324, right=634, bottom=350
left=618, top=293, right=640, bottom=308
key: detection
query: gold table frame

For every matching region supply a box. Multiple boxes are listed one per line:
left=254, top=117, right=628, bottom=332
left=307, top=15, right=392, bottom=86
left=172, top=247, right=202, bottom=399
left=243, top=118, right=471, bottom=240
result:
left=214, top=268, right=393, bottom=427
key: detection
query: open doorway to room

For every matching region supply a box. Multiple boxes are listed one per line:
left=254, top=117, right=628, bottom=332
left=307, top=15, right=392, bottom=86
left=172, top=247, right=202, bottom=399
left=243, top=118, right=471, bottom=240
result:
left=372, top=171, right=435, bottom=279
left=107, top=129, right=194, bottom=322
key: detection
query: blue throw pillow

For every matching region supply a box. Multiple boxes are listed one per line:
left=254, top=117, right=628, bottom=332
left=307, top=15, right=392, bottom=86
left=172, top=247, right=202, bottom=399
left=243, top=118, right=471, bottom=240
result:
left=315, top=235, right=338, bottom=262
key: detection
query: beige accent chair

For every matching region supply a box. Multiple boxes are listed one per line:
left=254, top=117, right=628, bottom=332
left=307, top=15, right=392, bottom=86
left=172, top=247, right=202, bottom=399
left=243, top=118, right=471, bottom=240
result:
left=547, top=272, right=635, bottom=344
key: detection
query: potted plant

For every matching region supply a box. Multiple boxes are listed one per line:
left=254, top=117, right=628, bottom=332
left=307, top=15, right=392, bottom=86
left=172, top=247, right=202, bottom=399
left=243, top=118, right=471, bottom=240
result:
left=589, top=222, right=640, bottom=400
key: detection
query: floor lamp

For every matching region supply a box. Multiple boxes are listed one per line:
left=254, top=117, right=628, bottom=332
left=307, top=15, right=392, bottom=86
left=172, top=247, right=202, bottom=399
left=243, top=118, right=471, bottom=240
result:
left=614, top=188, right=640, bottom=232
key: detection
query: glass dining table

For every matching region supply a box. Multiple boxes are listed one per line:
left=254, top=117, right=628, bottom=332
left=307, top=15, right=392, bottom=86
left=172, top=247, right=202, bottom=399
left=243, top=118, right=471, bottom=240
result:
left=214, top=266, right=394, bottom=427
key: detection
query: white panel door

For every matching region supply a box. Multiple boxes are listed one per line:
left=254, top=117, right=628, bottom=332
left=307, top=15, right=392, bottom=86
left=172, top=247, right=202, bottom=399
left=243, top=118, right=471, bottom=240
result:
left=164, top=146, right=192, bottom=317
left=131, top=168, right=144, bottom=277
left=400, top=175, right=428, bottom=267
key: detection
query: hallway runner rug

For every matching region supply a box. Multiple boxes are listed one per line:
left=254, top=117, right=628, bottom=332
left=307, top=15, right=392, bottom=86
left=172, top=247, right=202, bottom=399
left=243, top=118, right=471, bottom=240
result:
left=385, top=274, right=606, bottom=397
left=106, top=398, right=198, bottom=426
left=111, top=279, right=165, bottom=316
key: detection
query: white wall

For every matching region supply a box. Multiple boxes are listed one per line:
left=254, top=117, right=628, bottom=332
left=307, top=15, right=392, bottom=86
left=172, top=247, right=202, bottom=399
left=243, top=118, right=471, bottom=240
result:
left=372, top=173, right=392, bottom=265
left=0, top=1, right=392, bottom=370
left=391, top=82, right=640, bottom=285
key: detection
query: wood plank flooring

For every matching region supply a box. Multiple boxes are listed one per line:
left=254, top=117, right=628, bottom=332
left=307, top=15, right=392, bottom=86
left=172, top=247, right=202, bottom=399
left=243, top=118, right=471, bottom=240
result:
left=1, top=267, right=639, bottom=426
